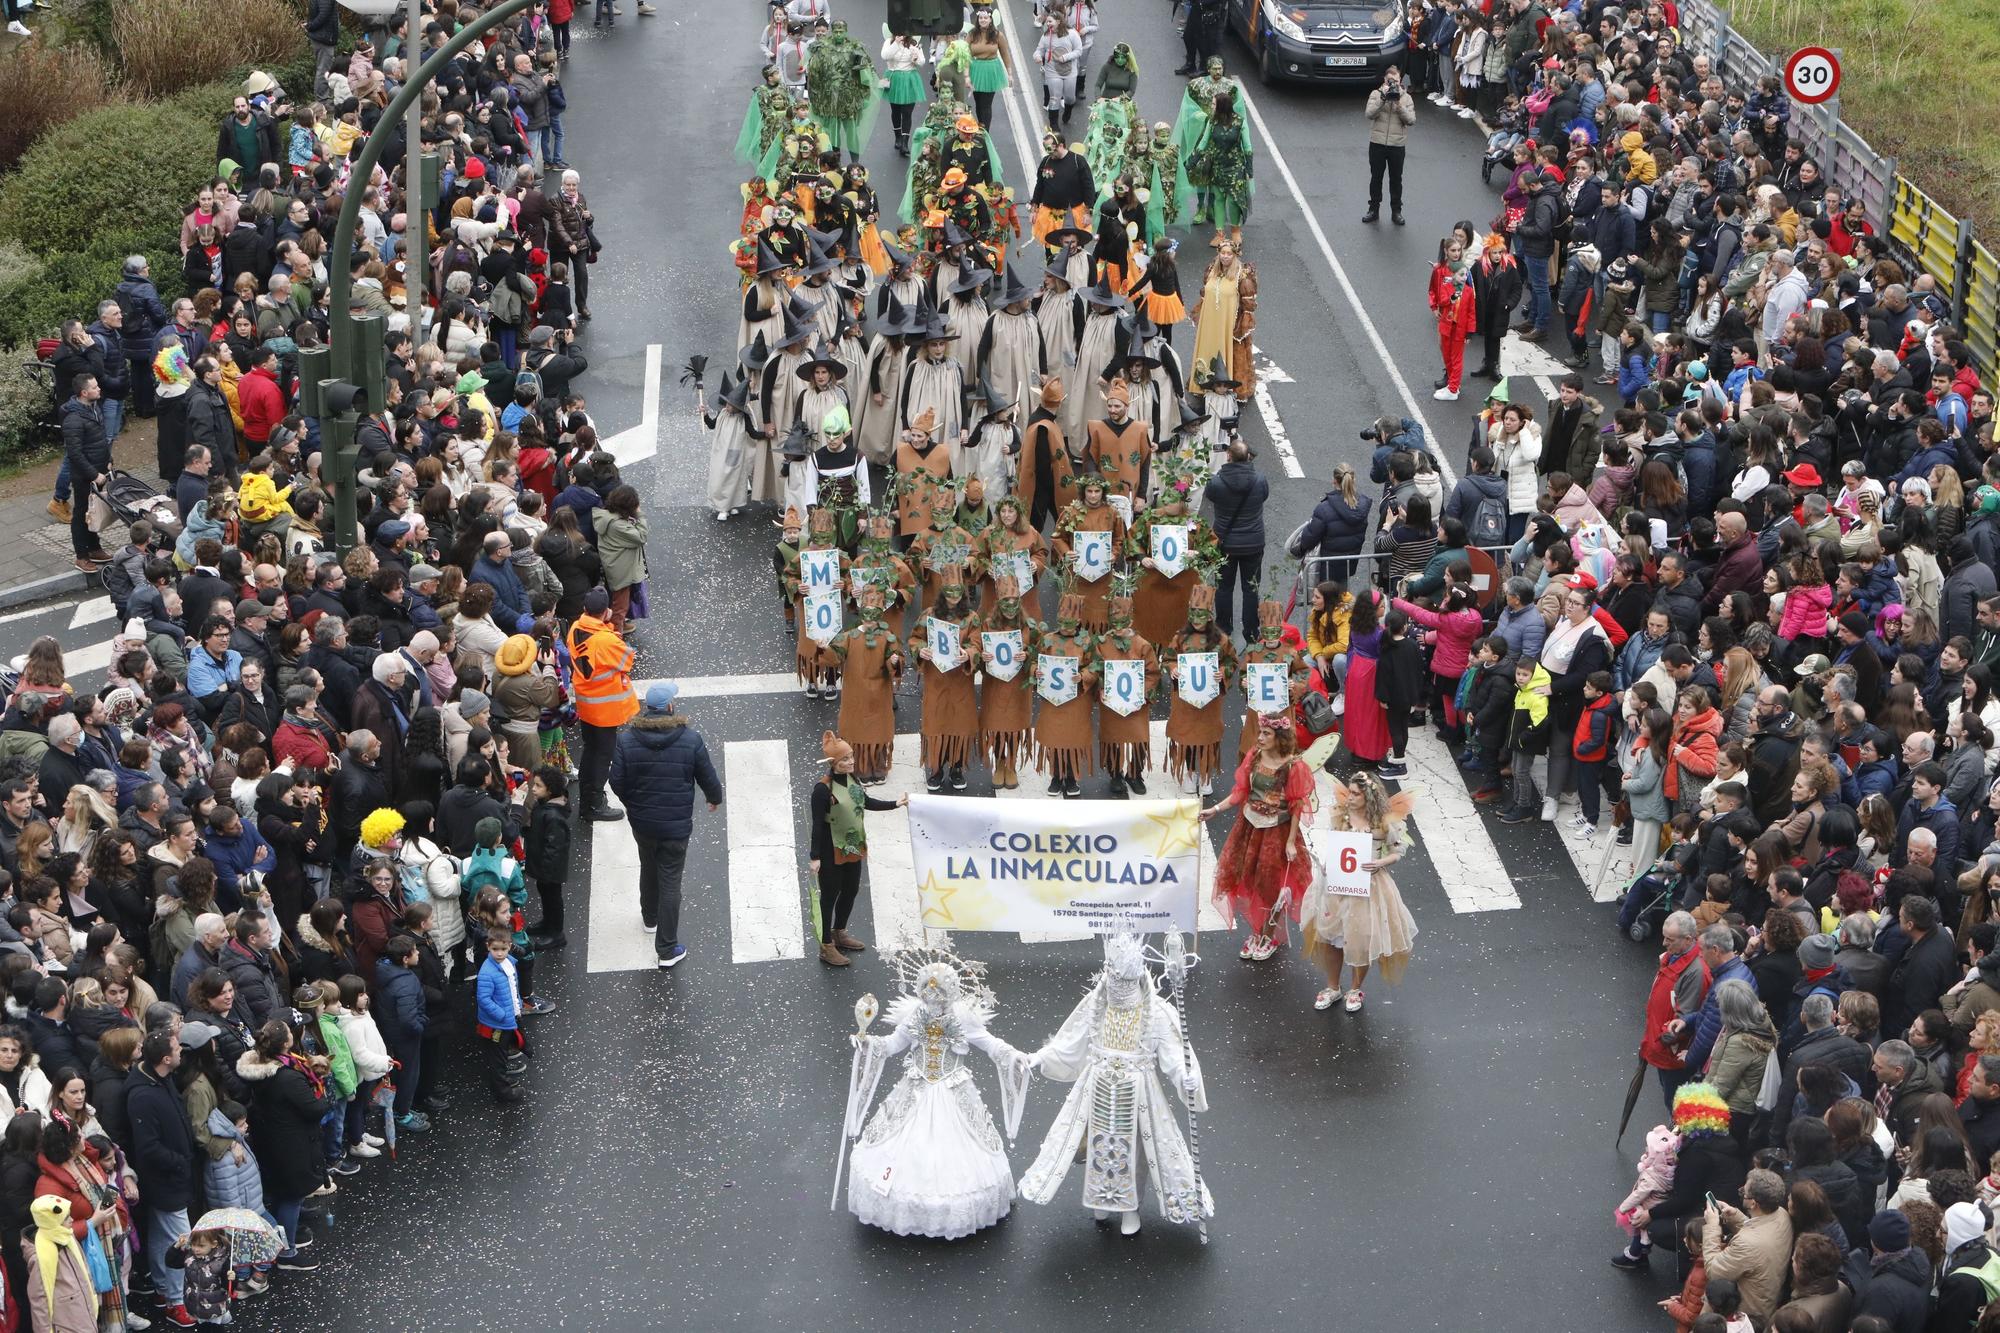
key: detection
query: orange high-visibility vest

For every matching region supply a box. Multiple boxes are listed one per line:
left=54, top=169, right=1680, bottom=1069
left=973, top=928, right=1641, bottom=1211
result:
left=567, top=615, right=638, bottom=729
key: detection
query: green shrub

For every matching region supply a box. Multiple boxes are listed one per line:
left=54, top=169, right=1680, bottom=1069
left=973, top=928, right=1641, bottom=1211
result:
left=0, top=235, right=152, bottom=350
left=44, top=0, right=117, bottom=68
left=113, top=0, right=306, bottom=100
left=0, top=347, right=56, bottom=466
left=0, top=42, right=117, bottom=173
left=0, top=97, right=220, bottom=262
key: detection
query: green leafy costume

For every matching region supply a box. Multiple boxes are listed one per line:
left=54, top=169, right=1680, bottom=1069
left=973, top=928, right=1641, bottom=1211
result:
left=736, top=81, right=797, bottom=167
left=806, top=23, right=881, bottom=155
left=1141, top=130, right=1193, bottom=233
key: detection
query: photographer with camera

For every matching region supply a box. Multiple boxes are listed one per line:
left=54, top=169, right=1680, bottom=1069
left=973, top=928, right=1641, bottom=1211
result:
left=1362, top=66, right=1417, bottom=226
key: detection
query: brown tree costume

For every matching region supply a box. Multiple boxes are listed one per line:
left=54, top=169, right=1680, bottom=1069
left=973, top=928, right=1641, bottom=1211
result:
left=848, top=511, right=919, bottom=624
left=1094, top=593, right=1160, bottom=785
left=1086, top=380, right=1154, bottom=501
left=1051, top=477, right=1127, bottom=631
left=1128, top=484, right=1219, bottom=649
left=907, top=498, right=983, bottom=620
left=1165, top=584, right=1240, bottom=785
left=894, top=407, right=954, bottom=539
left=1237, top=596, right=1309, bottom=758
left=789, top=506, right=852, bottom=689
left=974, top=496, right=1049, bottom=611
left=977, top=574, right=1040, bottom=788
left=1034, top=591, right=1098, bottom=788
left=909, top=566, right=983, bottom=782
left=1015, top=378, right=1070, bottom=532
left=817, top=580, right=904, bottom=781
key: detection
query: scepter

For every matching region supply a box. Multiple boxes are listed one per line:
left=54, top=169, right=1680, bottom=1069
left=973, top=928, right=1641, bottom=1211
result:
left=830, top=992, right=880, bottom=1210
left=1160, top=928, right=1209, bottom=1245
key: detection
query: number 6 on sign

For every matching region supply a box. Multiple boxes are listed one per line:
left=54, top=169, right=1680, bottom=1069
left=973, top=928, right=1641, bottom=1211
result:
left=1310, top=828, right=1373, bottom=896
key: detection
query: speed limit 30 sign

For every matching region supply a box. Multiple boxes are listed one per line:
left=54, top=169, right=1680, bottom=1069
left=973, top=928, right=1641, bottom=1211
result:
left=1784, top=47, right=1841, bottom=105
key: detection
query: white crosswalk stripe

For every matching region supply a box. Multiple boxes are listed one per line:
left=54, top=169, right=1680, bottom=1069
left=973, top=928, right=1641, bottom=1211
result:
left=725, top=738, right=806, bottom=964
left=67, top=597, right=114, bottom=631
left=584, top=815, right=655, bottom=974
left=1393, top=731, right=1523, bottom=913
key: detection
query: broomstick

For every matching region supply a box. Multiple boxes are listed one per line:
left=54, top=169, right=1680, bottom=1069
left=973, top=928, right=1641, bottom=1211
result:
left=680, top=354, right=709, bottom=396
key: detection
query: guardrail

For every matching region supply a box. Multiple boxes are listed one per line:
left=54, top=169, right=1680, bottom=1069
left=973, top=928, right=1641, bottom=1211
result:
left=1677, top=0, right=1998, bottom=371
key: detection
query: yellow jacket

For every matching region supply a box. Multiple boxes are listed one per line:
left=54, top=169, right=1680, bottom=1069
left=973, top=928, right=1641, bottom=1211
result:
left=239, top=471, right=295, bottom=523
left=1306, top=593, right=1353, bottom=658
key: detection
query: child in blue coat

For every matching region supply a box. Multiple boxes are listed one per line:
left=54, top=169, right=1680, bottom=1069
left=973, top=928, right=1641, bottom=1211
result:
left=476, top=925, right=528, bottom=1104
left=203, top=1100, right=280, bottom=1295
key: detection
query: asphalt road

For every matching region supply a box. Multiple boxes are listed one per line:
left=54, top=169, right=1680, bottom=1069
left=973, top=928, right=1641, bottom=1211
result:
left=0, top=8, right=1682, bottom=1331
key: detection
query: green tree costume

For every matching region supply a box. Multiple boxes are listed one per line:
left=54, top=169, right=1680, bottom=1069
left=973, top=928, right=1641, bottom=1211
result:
left=805, top=22, right=881, bottom=155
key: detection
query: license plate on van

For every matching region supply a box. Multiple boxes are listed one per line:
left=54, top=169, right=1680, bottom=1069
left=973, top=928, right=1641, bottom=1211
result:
left=1324, top=54, right=1365, bottom=66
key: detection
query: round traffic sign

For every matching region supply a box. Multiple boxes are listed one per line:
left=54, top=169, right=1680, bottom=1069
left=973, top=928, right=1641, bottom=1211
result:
left=1784, top=47, right=1841, bottom=105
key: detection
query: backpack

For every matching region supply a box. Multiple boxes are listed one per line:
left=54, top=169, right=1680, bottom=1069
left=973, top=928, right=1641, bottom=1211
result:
left=113, top=285, right=142, bottom=337
left=406, top=837, right=460, bottom=905
left=1468, top=486, right=1507, bottom=546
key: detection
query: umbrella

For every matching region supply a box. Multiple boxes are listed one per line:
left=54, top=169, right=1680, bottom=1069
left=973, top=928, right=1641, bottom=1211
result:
left=193, top=1207, right=283, bottom=1268
left=1615, top=1056, right=1649, bottom=1145
left=374, top=1078, right=401, bottom=1156
left=808, top=864, right=824, bottom=944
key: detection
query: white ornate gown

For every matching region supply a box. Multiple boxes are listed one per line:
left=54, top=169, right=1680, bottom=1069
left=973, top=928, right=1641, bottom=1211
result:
left=843, top=998, right=1033, bottom=1239
left=1020, top=980, right=1213, bottom=1221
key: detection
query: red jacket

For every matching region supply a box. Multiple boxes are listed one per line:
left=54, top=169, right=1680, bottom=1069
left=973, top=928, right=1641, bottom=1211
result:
left=237, top=365, right=284, bottom=445
left=271, top=717, right=333, bottom=770
left=1641, top=944, right=1710, bottom=1070
left=1573, top=692, right=1615, bottom=762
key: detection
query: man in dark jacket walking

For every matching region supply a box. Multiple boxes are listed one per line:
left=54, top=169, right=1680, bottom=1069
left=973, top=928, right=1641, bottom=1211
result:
left=60, top=372, right=112, bottom=570
left=128, top=1029, right=199, bottom=1316
left=1201, top=439, right=1269, bottom=639
left=609, top=683, right=722, bottom=969
left=1841, top=1209, right=1934, bottom=1333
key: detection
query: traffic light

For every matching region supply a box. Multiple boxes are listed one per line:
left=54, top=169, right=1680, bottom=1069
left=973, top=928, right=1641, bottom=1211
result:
left=886, top=0, right=964, bottom=36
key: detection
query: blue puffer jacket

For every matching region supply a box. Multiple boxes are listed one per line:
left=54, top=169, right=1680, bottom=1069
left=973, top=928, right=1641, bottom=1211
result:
left=1293, top=488, right=1373, bottom=561
left=373, top=955, right=428, bottom=1046
left=608, top=714, right=723, bottom=842
left=202, top=1106, right=265, bottom=1213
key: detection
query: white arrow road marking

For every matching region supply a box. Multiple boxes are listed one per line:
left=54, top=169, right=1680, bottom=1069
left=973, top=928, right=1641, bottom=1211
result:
left=68, top=597, right=114, bottom=631
left=601, top=343, right=662, bottom=468
left=1252, top=348, right=1305, bottom=479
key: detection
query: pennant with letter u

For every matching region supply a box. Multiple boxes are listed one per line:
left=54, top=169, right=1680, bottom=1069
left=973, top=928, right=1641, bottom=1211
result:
left=1176, top=651, right=1220, bottom=707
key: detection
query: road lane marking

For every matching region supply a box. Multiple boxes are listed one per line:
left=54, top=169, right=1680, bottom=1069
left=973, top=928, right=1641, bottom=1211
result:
left=1230, top=85, right=1456, bottom=487
left=601, top=343, right=662, bottom=467
left=1251, top=349, right=1304, bottom=479
left=866, top=732, right=944, bottom=954
left=725, top=738, right=807, bottom=963
left=68, top=597, right=114, bottom=631
left=0, top=601, right=77, bottom=628
left=584, top=814, right=659, bottom=973
left=1395, top=730, right=1521, bottom=912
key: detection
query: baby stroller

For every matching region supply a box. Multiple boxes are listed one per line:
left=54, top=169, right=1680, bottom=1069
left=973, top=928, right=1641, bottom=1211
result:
left=97, top=468, right=182, bottom=540
left=1480, top=133, right=1523, bottom=186
left=1619, top=874, right=1677, bottom=942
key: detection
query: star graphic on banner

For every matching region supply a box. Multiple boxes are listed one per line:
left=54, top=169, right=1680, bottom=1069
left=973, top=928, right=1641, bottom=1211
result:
left=919, top=870, right=960, bottom=926
left=1143, top=801, right=1202, bottom=858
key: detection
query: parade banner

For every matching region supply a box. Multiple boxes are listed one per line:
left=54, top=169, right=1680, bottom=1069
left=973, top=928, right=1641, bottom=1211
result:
left=1037, top=653, right=1080, bottom=705
left=926, top=616, right=965, bottom=672
left=982, top=628, right=1024, bottom=681
left=1101, top=657, right=1146, bottom=716
left=1177, top=651, right=1220, bottom=707
left=804, top=590, right=842, bottom=644
left=995, top=549, right=1035, bottom=595
left=800, top=548, right=842, bottom=595
left=1149, top=523, right=1190, bottom=578
left=1244, top=661, right=1289, bottom=714
left=908, top=793, right=1201, bottom=933
left=1072, top=531, right=1114, bottom=583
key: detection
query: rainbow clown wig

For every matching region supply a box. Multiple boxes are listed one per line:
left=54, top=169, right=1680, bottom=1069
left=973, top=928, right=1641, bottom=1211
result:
left=359, top=808, right=406, bottom=851
left=1671, top=1082, right=1731, bottom=1138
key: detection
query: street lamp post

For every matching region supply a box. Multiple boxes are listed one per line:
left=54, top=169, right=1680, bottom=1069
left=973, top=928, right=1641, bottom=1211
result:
left=314, top=0, right=533, bottom=554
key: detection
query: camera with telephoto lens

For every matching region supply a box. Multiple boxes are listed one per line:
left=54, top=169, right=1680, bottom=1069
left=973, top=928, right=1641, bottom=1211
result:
left=1359, top=426, right=1380, bottom=441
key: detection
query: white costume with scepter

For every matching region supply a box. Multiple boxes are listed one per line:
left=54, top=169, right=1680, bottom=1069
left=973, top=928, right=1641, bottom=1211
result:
left=839, top=949, right=1034, bottom=1239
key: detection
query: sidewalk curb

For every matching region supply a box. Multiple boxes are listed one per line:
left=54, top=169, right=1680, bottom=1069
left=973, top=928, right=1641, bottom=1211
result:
left=0, top=568, right=86, bottom=615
